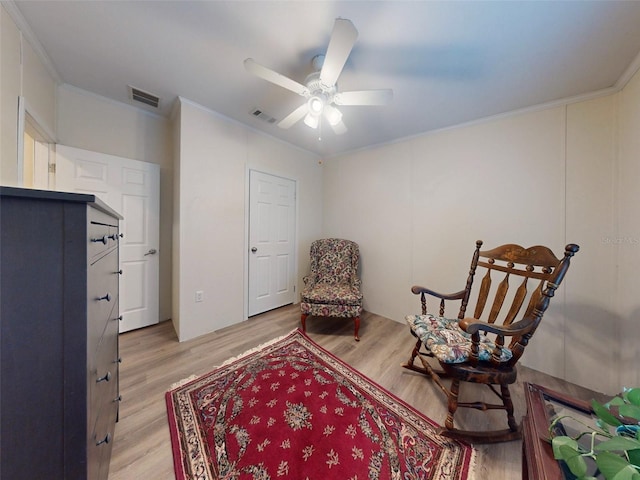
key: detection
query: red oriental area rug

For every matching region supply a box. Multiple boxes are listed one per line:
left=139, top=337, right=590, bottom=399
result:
left=165, top=329, right=476, bottom=480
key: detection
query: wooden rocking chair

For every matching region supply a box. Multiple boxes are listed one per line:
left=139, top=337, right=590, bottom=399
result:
left=402, top=240, right=579, bottom=443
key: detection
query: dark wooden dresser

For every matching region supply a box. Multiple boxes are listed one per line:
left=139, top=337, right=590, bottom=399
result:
left=0, top=186, right=123, bottom=480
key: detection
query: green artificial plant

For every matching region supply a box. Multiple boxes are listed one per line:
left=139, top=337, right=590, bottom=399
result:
left=550, top=387, right=640, bottom=480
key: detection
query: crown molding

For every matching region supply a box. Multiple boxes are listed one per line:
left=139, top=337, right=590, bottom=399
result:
left=616, top=49, right=640, bottom=90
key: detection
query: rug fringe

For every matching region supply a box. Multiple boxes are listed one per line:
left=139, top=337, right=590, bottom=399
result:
left=468, top=445, right=478, bottom=480
left=218, top=329, right=298, bottom=368
left=168, top=329, right=299, bottom=391
left=169, top=374, right=199, bottom=390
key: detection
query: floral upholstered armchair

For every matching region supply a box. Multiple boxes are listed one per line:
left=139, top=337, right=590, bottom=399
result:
left=301, top=238, right=363, bottom=341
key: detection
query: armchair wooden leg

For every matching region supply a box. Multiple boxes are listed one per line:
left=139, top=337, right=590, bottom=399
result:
left=301, top=313, right=308, bottom=332
left=353, top=316, right=360, bottom=341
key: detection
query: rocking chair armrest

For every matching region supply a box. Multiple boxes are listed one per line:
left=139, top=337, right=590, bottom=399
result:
left=458, top=317, right=536, bottom=337
left=410, top=286, right=466, bottom=301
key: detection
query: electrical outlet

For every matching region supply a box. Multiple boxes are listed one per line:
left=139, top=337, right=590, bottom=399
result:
left=195, top=290, right=204, bottom=303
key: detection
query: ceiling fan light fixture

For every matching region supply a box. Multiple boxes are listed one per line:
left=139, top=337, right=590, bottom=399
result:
left=325, top=106, right=343, bottom=126
left=308, top=95, right=325, bottom=116
left=245, top=18, right=392, bottom=135
left=304, top=113, right=319, bottom=129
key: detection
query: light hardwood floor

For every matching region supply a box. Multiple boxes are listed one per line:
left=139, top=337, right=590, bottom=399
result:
left=109, top=304, right=601, bottom=479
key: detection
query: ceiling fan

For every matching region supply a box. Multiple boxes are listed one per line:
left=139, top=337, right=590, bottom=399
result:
left=244, top=18, right=393, bottom=135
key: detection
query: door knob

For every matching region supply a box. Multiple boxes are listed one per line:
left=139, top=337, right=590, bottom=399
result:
left=251, top=247, right=257, bottom=253
left=144, top=248, right=157, bottom=256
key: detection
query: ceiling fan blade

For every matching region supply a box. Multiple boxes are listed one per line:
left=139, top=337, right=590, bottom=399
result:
left=277, top=103, right=308, bottom=129
left=244, top=58, right=309, bottom=97
left=330, top=120, right=348, bottom=135
left=319, top=18, right=358, bottom=88
left=334, top=89, right=393, bottom=106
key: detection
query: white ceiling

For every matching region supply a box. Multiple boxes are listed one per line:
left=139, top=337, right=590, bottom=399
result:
left=10, top=1, right=640, bottom=157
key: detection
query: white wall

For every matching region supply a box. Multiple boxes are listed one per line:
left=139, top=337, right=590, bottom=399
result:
left=1, top=4, right=56, bottom=186
left=324, top=107, right=567, bottom=321
left=322, top=91, right=635, bottom=394
left=1, top=5, right=21, bottom=184
left=21, top=34, right=56, bottom=135
left=56, top=86, right=174, bottom=323
left=617, top=67, right=640, bottom=389
left=170, top=101, right=182, bottom=340
left=174, top=98, right=322, bottom=341
left=565, top=96, right=618, bottom=392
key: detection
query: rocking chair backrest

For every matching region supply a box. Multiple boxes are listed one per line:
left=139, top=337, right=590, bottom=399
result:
left=455, top=240, right=579, bottom=360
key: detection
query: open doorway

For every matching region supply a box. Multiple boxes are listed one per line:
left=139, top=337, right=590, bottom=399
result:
left=21, top=111, right=53, bottom=189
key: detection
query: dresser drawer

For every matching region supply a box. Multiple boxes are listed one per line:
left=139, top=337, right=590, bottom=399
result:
left=88, top=391, right=118, bottom=480
left=89, top=316, right=120, bottom=416
left=88, top=208, right=119, bottom=261
left=87, top=249, right=119, bottom=356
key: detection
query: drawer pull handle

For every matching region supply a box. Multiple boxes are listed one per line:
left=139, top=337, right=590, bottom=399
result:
left=116, top=269, right=123, bottom=275
left=114, top=395, right=122, bottom=403
left=116, top=315, right=123, bottom=322
left=91, top=235, right=108, bottom=245
left=98, top=293, right=112, bottom=302
left=96, top=433, right=111, bottom=446
left=97, top=371, right=112, bottom=383
left=108, top=233, right=119, bottom=241
left=117, top=357, right=122, bottom=363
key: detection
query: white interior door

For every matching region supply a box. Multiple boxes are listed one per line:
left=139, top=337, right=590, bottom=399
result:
left=248, top=170, right=296, bottom=316
left=55, top=145, right=160, bottom=333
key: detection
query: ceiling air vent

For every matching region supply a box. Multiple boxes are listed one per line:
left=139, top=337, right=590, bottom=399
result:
left=250, top=108, right=277, bottom=124
left=128, top=85, right=160, bottom=109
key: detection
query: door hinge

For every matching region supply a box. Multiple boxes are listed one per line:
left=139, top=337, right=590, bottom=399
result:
left=48, top=163, right=56, bottom=173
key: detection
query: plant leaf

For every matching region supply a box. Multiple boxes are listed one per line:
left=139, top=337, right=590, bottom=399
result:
left=595, top=451, right=637, bottom=480
left=625, top=388, right=640, bottom=407
left=628, top=448, right=640, bottom=467
left=595, top=437, right=640, bottom=452
left=559, top=444, right=588, bottom=477
left=594, top=400, right=624, bottom=427
left=552, top=436, right=581, bottom=459
left=609, top=397, right=627, bottom=407
left=620, top=404, right=640, bottom=421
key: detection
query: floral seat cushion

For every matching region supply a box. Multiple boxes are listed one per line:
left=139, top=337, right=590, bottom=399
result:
left=302, top=283, right=362, bottom=306
left=405, top=313, right=513, bottom=364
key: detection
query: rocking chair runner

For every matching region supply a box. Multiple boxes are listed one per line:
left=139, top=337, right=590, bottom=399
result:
left=402, top=240, right=579, bottom=443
